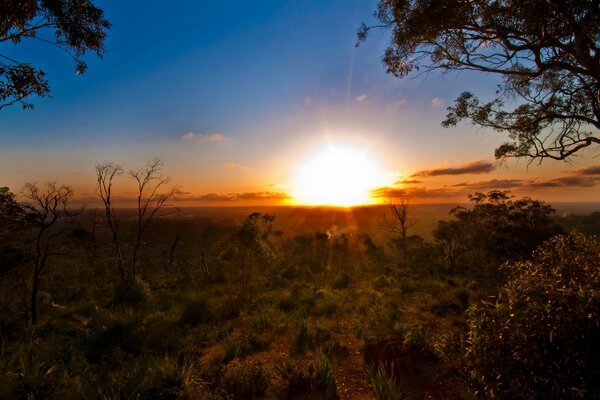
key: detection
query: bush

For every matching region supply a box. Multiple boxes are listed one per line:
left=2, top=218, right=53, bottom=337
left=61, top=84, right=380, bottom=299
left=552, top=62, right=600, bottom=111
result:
left=466, top=233, right=600, bottom=399
left=365, top=362, right=404, bottom=400
left=179, top=297, right=215, bottom=327
left=110, top=278, right=151, bottom=307
left=220, top=359, right=269, bottom=400
left=316, top=349, right=338, bottom=398
left=275, top=360, right=316, bottom=396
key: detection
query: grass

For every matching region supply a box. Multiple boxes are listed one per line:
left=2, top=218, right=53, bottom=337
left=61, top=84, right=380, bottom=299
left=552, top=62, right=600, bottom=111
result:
left=366, top=362, right=404, bottom=400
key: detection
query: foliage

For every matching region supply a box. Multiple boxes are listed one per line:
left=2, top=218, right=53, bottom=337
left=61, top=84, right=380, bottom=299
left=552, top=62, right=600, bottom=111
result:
left=365, top=362, right=404, bottom=400
left=0, top=0, right=110, bottom=110
left=360, top=0, right=600, bottom=161
left=316, top=349, right=338, bottom=398
left=433, top=220, right=465, bottom=275
left=220, top=359, right=269, bottom=400
left=275, top=360, right=317, bottom=397
left=466, top=233, right=600, bottom=399
left=450, top=190, right=563, bottom=269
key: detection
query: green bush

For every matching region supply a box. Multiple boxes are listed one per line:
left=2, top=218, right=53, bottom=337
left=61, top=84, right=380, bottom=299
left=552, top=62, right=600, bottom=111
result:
left=466, top=233, right=600, bottom=399
left=315, top=349, right=338, bottom=398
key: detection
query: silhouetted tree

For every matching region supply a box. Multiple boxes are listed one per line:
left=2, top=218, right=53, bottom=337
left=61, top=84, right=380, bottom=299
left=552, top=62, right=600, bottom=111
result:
left=20, top=182, right=77, bottom=325
left=451, top=191, right=563, bottom=268
left=1, top=0, right=110, bottom=110
left=382, top=199, right=417, bottom=264
left=95, top=159, right=177, bottom=286
left=0, top=187, right=30, bottom=322
left=359, top=0, right=599, bottom=161
left=433, top=220, right=466, bottom=275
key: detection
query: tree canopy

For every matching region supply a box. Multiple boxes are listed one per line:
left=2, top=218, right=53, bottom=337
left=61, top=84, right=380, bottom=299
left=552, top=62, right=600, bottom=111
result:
left=359, top=0, right=600, bottom=161
left=1, top=0, right=110, bottom=110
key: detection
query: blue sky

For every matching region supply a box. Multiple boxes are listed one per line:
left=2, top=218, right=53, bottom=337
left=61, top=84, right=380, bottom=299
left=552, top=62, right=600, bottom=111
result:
left=1, top=1, right=598, bottom=204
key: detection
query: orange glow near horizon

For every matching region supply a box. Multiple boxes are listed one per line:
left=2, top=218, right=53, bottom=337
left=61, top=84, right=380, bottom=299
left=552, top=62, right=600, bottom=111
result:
left=291, top=144, right=388, bottom=207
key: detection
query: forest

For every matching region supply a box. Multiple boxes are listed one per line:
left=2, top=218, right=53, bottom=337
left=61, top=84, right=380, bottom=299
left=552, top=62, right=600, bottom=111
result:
left=1, top=182, right=599, bottom=399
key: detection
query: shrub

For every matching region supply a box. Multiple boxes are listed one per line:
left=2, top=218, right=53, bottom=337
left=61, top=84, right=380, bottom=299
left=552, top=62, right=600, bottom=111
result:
left=315, top=349, right=338, bottom=398
left=220, top=359, right=269, bottom=400
left=275, top=360, right=316, bottom=397
left=332, top=272, right=352, bottom=289
left=466, top=233, right=600, bottom=399
left=365, top=362, right=404, bottom=400
left=179, top=297, right=215, bottom=327
left=110, top=278, right=151, bottom=307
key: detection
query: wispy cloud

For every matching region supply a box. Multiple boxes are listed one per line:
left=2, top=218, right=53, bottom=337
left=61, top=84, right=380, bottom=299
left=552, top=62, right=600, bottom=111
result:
left=224, top=162, right=249, bottom=171
left=450, top=179, right=524, bottom=190
left=527, top=176, right=599, bottom=189
left=451, top=176, right=600, bottom=190
left=431, top=97, right=444, bottom=107
left=385, top=98, right=409, bottom=110
left=568, top=165, right=600, bottom=176
left=181, top=132, right=225, bottom=143
left=181, top=191, right=290, bottom=202
left=395, top=178, right=423, bottom=185
left=371, top=186, right=458, bottom=199
left=413, top=160, right=495, bottom=177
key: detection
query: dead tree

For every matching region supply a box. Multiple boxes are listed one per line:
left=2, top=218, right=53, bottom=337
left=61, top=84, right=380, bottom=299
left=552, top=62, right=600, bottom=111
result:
left=382, top=199, right=417, bottom=263
left=96, top=159, right=177, bottom=286
left=21, top=182, right=78, bottom=325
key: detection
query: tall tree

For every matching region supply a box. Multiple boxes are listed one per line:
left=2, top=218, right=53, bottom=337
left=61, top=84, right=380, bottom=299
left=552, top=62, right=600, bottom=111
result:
left=20, top=182, right=77, bottom=325
left=1, top=0, right=110, bottom=110
left=382, top=199, right=416, bottom=263
left=359, top=0, right=600, bottom=161
left=96, top=159, right=177, bottom=286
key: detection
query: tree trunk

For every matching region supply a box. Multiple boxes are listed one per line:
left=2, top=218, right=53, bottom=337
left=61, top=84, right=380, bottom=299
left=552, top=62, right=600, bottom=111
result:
left=31, top=271, right=39, bottom=325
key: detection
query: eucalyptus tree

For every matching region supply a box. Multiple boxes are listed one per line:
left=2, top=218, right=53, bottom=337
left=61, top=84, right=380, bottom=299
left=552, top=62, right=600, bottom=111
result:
left=359, top=0, right=600, bottom=161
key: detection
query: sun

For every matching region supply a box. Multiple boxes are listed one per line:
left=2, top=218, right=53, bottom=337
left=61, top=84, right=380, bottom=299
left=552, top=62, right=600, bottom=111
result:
left=292, top=144, right=386, bottom=206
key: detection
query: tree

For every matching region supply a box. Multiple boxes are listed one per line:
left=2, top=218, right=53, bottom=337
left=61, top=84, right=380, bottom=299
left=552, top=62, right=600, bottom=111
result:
left=359, top=0, right=600, bottom=161
left=381, top=199, right=416, bottom=263
left=466, top=233, right=600, bottom=399
left=451, top=190, right=562, bottom=267
left=96, top=159, right=177, bottom=287
left=433, top=220, right=465, bottom=275
left=20, top=182, right=77, bottom=325
left=1, top=0, right=110, bottom=110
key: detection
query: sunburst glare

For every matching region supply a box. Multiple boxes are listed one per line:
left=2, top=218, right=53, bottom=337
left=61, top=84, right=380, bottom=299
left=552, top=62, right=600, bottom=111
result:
left=292, top=144, right=387, bottom=206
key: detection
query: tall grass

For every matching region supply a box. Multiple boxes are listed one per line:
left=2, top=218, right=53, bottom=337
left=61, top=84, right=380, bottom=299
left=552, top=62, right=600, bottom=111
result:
left=365, top=362, right=404, bottom=400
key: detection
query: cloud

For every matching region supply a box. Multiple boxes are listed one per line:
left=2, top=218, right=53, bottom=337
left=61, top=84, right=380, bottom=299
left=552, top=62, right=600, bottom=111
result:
left=224, top=162, right=249, bottom=170
left=385, top=98, right=409, bottom=110
left=431, top=97, right=444, bottom=107
left=451, top=176, right=600, bottom=190
left=394, top=178, right=423, bottom=185
left=568, top=165, right=600, bottom=176
left=371, top=186, right=458, bottom=199
left=182, top=191, right=291, bottom=202
left=355, top=94, right=367, bottom=103
left=450, top=179, right=524, bottom=190
left=413, top=160, right=495, bottom=177
left=181, top=132, right=225, bottom=143
left=527, top=176, right=599, bottom=189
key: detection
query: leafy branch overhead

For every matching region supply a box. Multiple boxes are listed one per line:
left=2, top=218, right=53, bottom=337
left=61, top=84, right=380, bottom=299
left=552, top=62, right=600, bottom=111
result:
left=359, top=0, right=600, bottom=161
left=0, top=0, right=110, bottom=110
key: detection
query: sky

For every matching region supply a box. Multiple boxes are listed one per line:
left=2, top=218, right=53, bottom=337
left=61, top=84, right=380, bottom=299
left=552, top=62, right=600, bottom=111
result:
left=1, top=0, right=599, bottom=206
